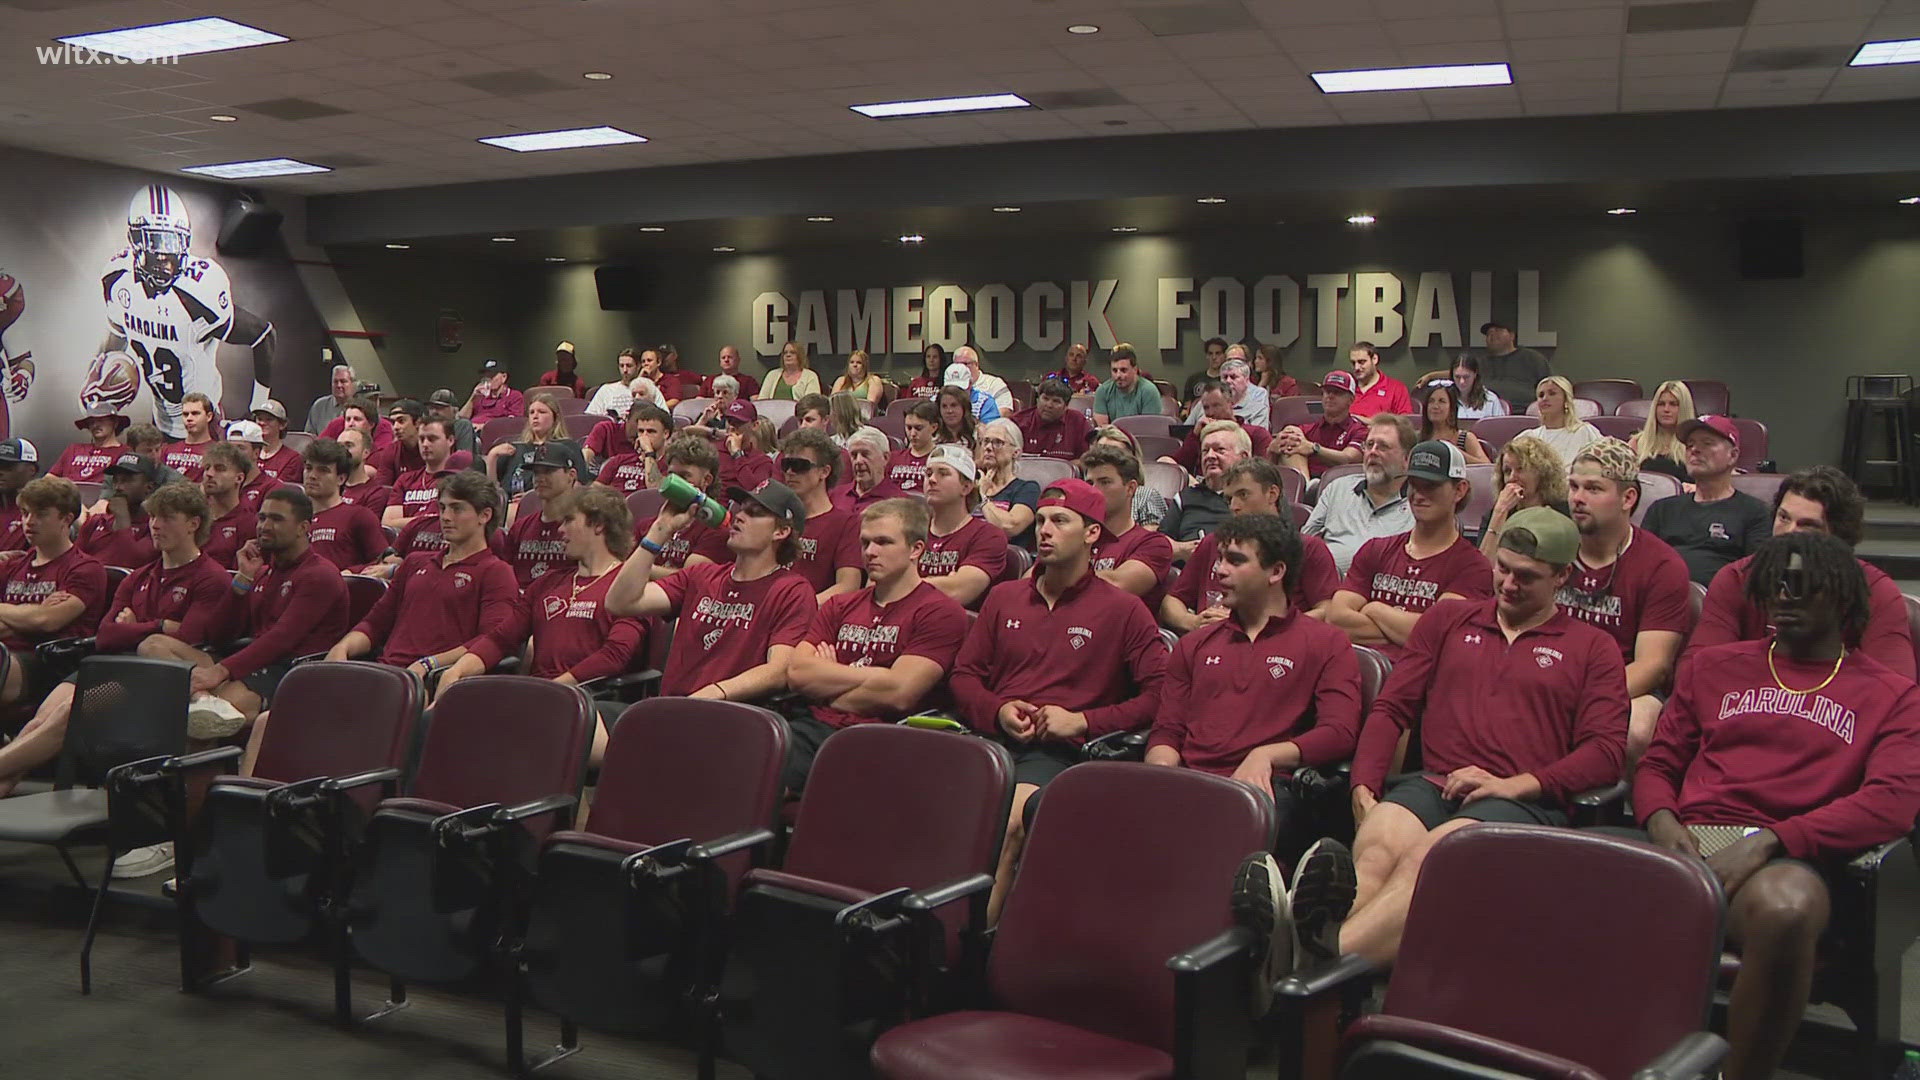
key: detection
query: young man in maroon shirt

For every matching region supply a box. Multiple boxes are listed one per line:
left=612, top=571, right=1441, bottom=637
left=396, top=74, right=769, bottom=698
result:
left=336, top=427, right=392, bottom=516
left=591, top=403, right=669, bottom=489
left=505, top=443, right=579, bottom=589
left=1165, top=459, right=1340, bottom=631
left=539, top=340, right=588, bottom=398
left=301, top=438, right=387, bottom=572
left=836, top=427, right=909, bottom=512
left=1079, top=445, right=1174, bottom=614
left=787, top=497, right=969, bottom=791
left=0, top=439, right=35, bottom=552
left=1637, top=532, right=1920, bottom=1080
left=1328, top=440, right=1491, bottom=660
left=1688, top=466, right=1914, bottom=679
left=382, top=417, right=459, bottom=529
left=368, top=399, right=427, bottom=486
left=632, top=434, right=733, bottom=579
left=653, top=344, right=703, bottom=408
left=327, top=471, right=521, bottom=693
left=1012, top=379, right=1092, bottom=460
left=444, top=487, right=645, bottom=766
left=1169, top=382, right=1271, bottom=472
left=1274, top=370, right=1367, bottom=480
left=198, top=442, right=258, bottom=571
left=889, top=402, right=938, bottom=493
left=250, top=400, right=302, bottom=483
left=1561, top=438, right=1693, bottom=760
left=320, top=397, right=397, bottom=453
left=1335, top=507, right=1629, bottom=965
left=1345, top=342, right=1413, bottom=418
left=778, top=428, right=862, bottom=600
left=222, top=421, right=282, bottom=513
left=161, top=392, right=218, bottom=482
left=918, top=444, right=1008, bottom=608
left=609, top=479, right=816, bottom=702
left=952, top=477, right=1167, bottom=921
left=78, top=452, right=159, bottom=569
left=0, top=476, right=109, bottom=710
left=52, top=406, right=127, bottom=485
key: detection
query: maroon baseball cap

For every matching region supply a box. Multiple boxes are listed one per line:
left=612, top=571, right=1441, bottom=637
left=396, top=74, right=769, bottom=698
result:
left=1677, top=414, right=1738, bottom=451
left=1321, top=370, right=1357, bottom=394
left=723, top=399, right=759, bottom=425
left=1038, top=478, right=1106, bottom=526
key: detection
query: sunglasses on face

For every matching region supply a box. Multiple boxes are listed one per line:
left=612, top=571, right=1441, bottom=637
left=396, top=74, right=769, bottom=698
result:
left=780, top=457, right=819, bottom=473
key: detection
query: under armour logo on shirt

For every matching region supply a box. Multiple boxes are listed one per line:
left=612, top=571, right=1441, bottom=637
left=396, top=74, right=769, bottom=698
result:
left=1464, top=633, right=1482, bottom=644
left=1004, top=619, right=1021, bottom=629
left=1204, top=656, right=1222, bottom=665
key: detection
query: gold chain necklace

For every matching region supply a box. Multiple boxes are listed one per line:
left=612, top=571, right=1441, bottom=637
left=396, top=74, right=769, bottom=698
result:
left=1767, top=641, right=1845, bottom=694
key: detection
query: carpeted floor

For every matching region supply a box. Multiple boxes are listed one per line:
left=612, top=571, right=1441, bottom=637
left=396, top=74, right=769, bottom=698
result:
left=0, top=838, right=1903, bottom=1079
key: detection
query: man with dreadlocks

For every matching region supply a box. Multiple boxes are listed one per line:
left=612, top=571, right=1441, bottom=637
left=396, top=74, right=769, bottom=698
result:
left=1636, top=531, right=1920, bottom=1080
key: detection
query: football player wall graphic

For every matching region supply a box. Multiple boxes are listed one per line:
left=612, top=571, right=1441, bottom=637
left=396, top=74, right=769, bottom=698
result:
left=0, top=267, right=32, bottom=403
left=97, top=184, right=275, bottom=438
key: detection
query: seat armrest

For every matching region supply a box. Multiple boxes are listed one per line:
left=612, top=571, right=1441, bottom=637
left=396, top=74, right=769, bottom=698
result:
left=1082, top=728, right=1148, bottom=761
left=492, top=794, right=577, bottom=829
left=1847, top=835, right=1911, bottom=879
left=1571, top=778, right=1631, bottom=827
left=579, top=669, right=662, bottom=700
left=1171, top=926, right=1260, bottom=1079
left=1167, top=925, right=1255, bottom=974
left=318, top=767, right=402, bottom=796
left=1632, top=1031, right=1728, bottom=1080
left=105, top=754, right=178, bottom=792
left=165, top=746, right=244, bottom=773
left=1275, top=952, right=1379, bottom=1004
left=900, top=873, right=994, bottom=915
left=685, top=826, right=776, bottom=863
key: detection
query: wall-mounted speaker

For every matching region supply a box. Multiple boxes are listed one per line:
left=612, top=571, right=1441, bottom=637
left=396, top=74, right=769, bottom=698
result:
left=1737, top=217, right=1803, bottom=280
left=594, top=266, right=655, bottom=311
left=215, top=196, right=284, bottom=258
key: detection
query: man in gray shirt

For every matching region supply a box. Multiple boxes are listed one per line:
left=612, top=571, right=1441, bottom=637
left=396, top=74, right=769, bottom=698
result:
left=1477, top=321, right=1553, bottom=407
left=306, top=364, right=357, bottom=434
left=1304, top=412, right=1416, bottom=574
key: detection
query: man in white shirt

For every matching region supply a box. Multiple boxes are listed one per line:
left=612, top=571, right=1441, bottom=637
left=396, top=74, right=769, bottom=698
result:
left=584, top=348, right=641, bottom=419
left=954, top=346, right=1013, bottom=413
left=1187, top=351, right=1269, bottom=430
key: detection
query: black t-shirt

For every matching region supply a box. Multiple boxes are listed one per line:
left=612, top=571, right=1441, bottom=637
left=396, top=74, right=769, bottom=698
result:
left=1641, top=490, right=1771, bottom=587
left=1161, top=484, right=1230, bottom=543
left=1480, top=348, right=1552, bottom=407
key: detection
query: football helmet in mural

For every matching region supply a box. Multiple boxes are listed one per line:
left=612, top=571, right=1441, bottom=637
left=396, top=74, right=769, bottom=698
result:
left=81, top=351, right=140, bottom=413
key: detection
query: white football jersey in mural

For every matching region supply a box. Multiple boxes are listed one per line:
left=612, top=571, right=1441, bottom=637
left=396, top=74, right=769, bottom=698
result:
left=101, top=249, right=233, bottom=437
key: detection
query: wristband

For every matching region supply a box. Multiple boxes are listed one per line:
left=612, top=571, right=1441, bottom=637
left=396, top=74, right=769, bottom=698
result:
left=232, top=577, right=253, bottom=594
left=639, top=537, right=665, bottom=557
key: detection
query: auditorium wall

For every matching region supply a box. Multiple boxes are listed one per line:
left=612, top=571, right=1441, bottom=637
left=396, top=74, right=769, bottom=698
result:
left=338, top=209, right=1920, bottom=472
left=0, top=145, right=329, bottom=454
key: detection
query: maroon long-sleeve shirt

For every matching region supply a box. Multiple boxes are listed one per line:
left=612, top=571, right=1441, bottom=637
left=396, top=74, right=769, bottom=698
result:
left=1636, top=640, right=1920, bottom=861
left=1686, top=554, right=1915, bottom=680
left=1353, top=599, right=1629, bottom=803
left=95, top=552, right=231, bottom=653
left=351, top=547, right=522, bottom=668
left=219, top=547, right=349, bottom=680
left=1151, top=609, right=1361, bottom=774
left=951, top=569, right=1166, bottom=742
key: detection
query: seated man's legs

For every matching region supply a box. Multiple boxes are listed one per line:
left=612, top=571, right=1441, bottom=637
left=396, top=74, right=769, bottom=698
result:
left=0, top=680, right=76, bottom=797
left=0, top=648, right=49, bottom=709
left=1627, top=694, right=1663, bottom=764
left=987, top=743, right=1079, bottom=924
left=136, top=634, right=214, bottom=667
left=1723, top=861, right=1830, bottom=1080
left=1280, top=455, right=1311, bottom=483
left=780, top=714, right=837, bottom=796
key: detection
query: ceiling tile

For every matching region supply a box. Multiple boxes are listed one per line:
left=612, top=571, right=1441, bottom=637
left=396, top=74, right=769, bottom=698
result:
left=1622, top=50, right=1730, bottom=75
left=1622, top=27, right=1743, bottom=54
left=1385, top=15, right=1504, bottom=45
left=1507, top=7, right=1626, bottom=38
left=1750, top=0, right=1883, bottom=22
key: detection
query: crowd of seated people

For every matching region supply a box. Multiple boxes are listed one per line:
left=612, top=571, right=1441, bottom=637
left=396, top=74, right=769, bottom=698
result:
left=0, top=336, right=1903, bottom=1080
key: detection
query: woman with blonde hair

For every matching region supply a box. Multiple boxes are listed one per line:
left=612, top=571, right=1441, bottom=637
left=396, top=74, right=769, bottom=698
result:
left=1089, top=424, right=1168, bottom=528
left=757, top=341, right=823, bottom=401
left=1479, top=436, right=1572, bottom=557
left=831, top=350, right=885, bottom=403
left=827, top=392, right=864, bottom=445
left=487, top=395, right=583, bottom=496
left=975, top=416, right=1040, bottom=548
left=1513, top=375, right=1601, bottom=463
left=1629, top=379, right=1694, bottom=474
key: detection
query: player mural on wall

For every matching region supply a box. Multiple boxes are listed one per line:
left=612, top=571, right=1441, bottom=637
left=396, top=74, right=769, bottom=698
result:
left=95, top=184, right=275, bottom=438
left=0, top=268, right=36, bottom=431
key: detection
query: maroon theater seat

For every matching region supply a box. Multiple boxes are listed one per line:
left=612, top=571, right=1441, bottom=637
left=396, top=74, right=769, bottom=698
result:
left=1469, top=415, right=1540, bottom=453
left=1014, top=455, right=1073, bottom=489
left=1682, top=380, right=1730, bottom=416
left=1571, top=379, right=1643, bottom=415
left=1114, top=414, right=1174, bottom=440
left=1730, top=472, right=1785, bottom=505
left=1589, top=415, right=1641, bottom=442
left=1634, top=471, right=1684, bottom=527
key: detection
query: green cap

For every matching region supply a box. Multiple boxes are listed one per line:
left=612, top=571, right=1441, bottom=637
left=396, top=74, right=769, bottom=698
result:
left=1499, top=506, right=1580, bottom=567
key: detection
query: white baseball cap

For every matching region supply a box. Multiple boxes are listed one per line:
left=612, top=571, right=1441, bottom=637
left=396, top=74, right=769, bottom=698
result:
left=927, top=443, right=977, bottom=482
left=942, top=362, right=973, bottom=388
left=224, top=419, right=266, bottom=445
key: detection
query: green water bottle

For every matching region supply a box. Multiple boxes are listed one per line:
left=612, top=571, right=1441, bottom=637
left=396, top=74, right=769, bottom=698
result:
left=659, top=472, right=729, bottom=529
left=1895, top=1049, right=1920, bottom=1080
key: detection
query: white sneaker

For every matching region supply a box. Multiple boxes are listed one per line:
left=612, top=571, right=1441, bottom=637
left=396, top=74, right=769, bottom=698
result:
left=1287, top=838, right=1357, bottom=972
left=112, top=842, right=174, bottom=880
left=187, top=693, right=247, bottom=740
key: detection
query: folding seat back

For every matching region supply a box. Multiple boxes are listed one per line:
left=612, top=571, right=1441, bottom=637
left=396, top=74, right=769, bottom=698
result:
left=1357, top=824, right=1722, bottom=1080
left=1467, top=416, right=1539, bottom=453
left=1143, top=461, right=1186, bottom=500
left=343, top=575, right=389, bottom=628
left=1589, top=415, right=1641, bottom=442
left=1458, top=463, right=1497, bottom=537
left=405, top=676, right=593, bottom=830
left=1114, top=414, right=1172, bottom=440
left=1681, top=380, right=1730, bottom=416
left=1013, top=455, right=1073, bottom=489
left=1730, top=471, right=1784, bottom=506
left=1269, top=395, right=1318, bottom=430
left=1571, top=379, right=1642, bottom=415
left=1354, top=645, right=1390, bottom=713
left=989, top=762, right=1274, bottom=1055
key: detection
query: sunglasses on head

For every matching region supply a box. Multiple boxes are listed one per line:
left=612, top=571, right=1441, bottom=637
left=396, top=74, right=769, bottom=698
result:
left=780, top=457, right=819, bottom=473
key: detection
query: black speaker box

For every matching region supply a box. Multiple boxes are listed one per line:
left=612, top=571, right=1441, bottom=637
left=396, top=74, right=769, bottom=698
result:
left=594, top=266, right=655, bottom=311
left=215, top=197, right=284, bottom=258
left=1737, top=218, right=1803, bottom=280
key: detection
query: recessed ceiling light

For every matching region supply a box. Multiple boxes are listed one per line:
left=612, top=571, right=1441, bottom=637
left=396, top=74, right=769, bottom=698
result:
left=208, top=114, right=238, bottom=123
left=806, top=216, right=834, bottom=222
left=582, top=71, right=613, bottom=80
left=1346, top=213, right=1376, bottom=225
left=992, top=206, right=1022, bottom=213
left=1900, top=196, right=1920, bottom=205
left=56, top=16, right=287, bottom=61
left=479, top=125, right=647, bottom=151
left=181, top=157, right=329, bottom=178
left=639, top=226, right=666, bottom=232
left=1852, top=39, right=1920, bottom=66
left=851, top=93, right=1031, bottom=119
left=1606, top=207, right=1637, bottom=216
left=544, top=256, right=567, bottom=263
left=384, top=243, right=410, bottom=250
left=491, top=236, right=516, bottom=242
left=1196, top=197, right=1227, bottom=205
left=1111, top=226, right=1138, bottom=233
left=1312, top=62, right=1512, bottom=94
left=712, top=246, right=736, bottom=252
left=898, top=234, right=926, bottom=244
left=1067, top=24, right=1100, bottom=34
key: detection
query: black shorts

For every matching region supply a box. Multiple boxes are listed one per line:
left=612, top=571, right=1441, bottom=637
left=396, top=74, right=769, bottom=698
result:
left=1010, top=742, right=1080, bottom=790
left=1382, top=775, right=1568, bottom=830
left=241, top=661, right=295, bottom=708
left=782, top=713, right=839, bottom=794
left=5, top=650, right=53, bottom=716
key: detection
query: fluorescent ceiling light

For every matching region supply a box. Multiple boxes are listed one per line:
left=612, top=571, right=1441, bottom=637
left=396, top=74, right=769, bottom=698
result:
left=1312, top=62, right=1511, bottom=94
left=479, top=125, right=646, bottom=152
left=544, top=257, right=567, bottom=263
left=639, top=226, right=666, bottom=232
left=384, top=243, right=410, bottom=250
left=181, top=157, right=329, bottom=178
left=1346, top=214, right=1376, bottom=225
left=898, top=234, right=926, bottom=243
left=1196, top=197, right=1227, bottom=204
left=851, top=93, right=1031, bottom=119
left=490, top=236, right=516, bottom=242
left=992, top=206, right=1022, bottom=213
left=1110, top=226, right=1138, bottom=233
left=712, top=246, right=736, bottom=253
left=57, top=17, right=286, bottom=61
left=1901, top=196, right=1920, bottom=205
left=806, top=216, right=834, bottom=222
left=1851, top=39, right=1920, bottom=66
left=1606, top=207, right=1637, bottom=215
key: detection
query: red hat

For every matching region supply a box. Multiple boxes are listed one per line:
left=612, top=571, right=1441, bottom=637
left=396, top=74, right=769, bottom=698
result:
left=1677, top=414, right=1738, bottom=451
left=1321, top=369, right=1358, bottom=394
left=1038, top=477, right=1106, bottom=526
left=723, top=399, right=759, bottom=425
